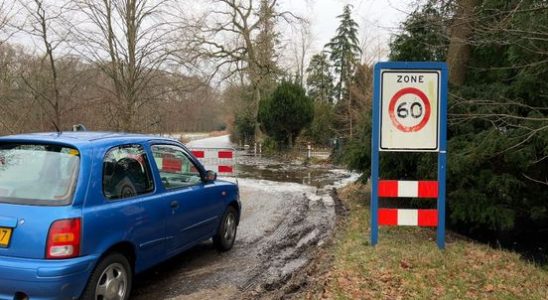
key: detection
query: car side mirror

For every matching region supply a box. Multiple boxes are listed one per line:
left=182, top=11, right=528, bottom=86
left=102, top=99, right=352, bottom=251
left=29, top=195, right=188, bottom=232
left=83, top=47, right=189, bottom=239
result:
left=205, top=170, right=217, bottom=182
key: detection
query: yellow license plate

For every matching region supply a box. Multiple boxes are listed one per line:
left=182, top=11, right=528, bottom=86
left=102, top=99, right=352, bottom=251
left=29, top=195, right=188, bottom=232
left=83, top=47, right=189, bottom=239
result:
left=0, top=227, right=12, bottom=248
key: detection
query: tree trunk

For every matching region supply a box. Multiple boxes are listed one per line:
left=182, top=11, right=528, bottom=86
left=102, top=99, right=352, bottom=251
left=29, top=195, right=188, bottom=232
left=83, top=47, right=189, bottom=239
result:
left=348, top=83, right=353, bottom=138
left=447, top=0, right=477, bottom=86
left=288, top=132, right=293, bottom=149
left=253, top=86, right=261, bottom=143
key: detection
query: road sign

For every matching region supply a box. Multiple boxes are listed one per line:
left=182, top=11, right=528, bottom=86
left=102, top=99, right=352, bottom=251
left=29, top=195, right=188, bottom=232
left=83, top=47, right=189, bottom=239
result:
left=380, top=70, right=440, bottom=151
left=190, top=148, right=235, bottom=175
left=371, top=62, right=448, bottom=249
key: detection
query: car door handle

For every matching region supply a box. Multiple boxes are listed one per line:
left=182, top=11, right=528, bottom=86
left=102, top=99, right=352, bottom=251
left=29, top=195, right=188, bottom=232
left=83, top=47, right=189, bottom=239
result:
left=170, top=201, right=179, bottom=209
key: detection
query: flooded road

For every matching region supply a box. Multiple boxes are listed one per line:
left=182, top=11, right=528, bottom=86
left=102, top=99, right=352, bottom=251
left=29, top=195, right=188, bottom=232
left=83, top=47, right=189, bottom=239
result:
left=131, top=136, right=358, bottom=299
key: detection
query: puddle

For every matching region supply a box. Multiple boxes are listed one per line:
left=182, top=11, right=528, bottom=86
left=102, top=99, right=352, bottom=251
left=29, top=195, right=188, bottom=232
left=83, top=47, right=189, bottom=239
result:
left=234, top=151, right=353, bottom=188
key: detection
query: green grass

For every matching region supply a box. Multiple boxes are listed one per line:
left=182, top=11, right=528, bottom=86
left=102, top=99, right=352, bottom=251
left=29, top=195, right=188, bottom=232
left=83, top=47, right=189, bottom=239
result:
left=309, top=184, right=548, bottom=300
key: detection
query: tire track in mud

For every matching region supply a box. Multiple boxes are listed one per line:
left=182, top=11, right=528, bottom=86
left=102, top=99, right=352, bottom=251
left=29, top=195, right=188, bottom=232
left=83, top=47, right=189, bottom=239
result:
left=243, top=191, right=333, bottom=293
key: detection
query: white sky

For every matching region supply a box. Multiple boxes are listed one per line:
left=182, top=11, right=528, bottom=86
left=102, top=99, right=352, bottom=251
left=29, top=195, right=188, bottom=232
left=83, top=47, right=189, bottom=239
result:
left=281, top=0, right=416, bottom=61
left=5, top=0, right=417, bottom=79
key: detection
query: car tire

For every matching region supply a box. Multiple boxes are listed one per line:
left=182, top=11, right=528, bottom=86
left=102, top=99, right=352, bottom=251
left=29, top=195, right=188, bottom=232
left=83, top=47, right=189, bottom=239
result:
left=213, top=206, right=238, bottom=252
left=81, top=253, right=132, bottom=300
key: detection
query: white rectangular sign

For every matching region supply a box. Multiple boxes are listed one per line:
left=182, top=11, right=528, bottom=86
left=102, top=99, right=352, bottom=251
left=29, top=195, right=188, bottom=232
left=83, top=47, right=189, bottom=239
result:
left=380, top=70, right=440, bottom=151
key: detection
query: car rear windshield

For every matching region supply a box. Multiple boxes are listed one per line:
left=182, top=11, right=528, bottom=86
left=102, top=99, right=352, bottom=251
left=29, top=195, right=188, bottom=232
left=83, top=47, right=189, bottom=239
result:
left=0, top=143, right=80, bottom=206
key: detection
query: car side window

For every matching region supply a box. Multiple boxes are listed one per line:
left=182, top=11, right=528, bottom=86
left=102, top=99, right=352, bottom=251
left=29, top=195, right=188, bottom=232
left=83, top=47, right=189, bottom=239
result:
left=151, top=145, right=202, bottom=189
left=103, top=145, right=154, bottom=200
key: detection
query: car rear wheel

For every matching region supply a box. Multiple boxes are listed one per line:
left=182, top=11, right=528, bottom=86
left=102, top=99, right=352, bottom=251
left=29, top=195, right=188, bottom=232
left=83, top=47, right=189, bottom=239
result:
left=81, top=253, right=132, bottom=300
left=213, top=206, right=238, bottom=251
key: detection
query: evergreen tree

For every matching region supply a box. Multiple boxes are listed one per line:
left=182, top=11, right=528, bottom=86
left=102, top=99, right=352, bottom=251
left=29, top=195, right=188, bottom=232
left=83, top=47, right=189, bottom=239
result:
left=342, top=0, right=548, bottom=258
left=445, top=0, right=548, bottom=239
left=306, top=52, right=335, bottom=103
left=305, top=101, right=336, bottom=145
left=258, top=81, right=314, bottom=148
left=389, top=1, right=450, bottom=61
left=325, top=4, right=362, bottom=137
left=325, top=4, right=361, bottom=103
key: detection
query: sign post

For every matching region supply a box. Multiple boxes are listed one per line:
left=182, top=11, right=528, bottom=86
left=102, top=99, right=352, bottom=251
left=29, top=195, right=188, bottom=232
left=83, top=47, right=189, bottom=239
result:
left=371, top=62, right=448, bottom=249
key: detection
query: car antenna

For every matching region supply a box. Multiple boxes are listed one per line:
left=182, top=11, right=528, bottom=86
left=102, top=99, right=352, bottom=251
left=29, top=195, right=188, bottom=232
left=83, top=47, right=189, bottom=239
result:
left=51, top=121, right=62, bottom=134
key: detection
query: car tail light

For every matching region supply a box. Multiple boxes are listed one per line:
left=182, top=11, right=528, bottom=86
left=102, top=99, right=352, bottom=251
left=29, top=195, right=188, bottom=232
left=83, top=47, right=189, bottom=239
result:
left=46, top=218, right=81, bottom=259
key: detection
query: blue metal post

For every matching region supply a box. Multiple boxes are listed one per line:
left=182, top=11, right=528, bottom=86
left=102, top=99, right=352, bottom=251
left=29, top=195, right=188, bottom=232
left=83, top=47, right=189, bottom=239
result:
left=371, top=64, right=381, bottom=246
left=437, top=64, right=448, bottom=249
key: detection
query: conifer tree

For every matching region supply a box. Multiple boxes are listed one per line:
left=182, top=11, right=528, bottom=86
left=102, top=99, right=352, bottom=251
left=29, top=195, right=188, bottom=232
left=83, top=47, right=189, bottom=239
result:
left=306, top=52, right=335, bottom=103
left=325, top=4, right=361, bottom=103
left=325, top=4, right=361, bottom=137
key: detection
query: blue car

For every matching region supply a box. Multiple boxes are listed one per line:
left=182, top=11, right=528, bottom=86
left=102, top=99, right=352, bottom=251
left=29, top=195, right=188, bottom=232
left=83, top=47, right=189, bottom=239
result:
left=0, top=132, right=240, bottom=300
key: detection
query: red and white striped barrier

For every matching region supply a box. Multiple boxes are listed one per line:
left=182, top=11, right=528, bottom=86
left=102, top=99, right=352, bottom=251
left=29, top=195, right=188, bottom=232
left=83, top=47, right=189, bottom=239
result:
left=377, top=180, right=438, bottom=228
left=378, top=180, right=438, bottom=198
left=190, top=148, right=235, bottom=176
left=378, top=208, right=438, bottom=227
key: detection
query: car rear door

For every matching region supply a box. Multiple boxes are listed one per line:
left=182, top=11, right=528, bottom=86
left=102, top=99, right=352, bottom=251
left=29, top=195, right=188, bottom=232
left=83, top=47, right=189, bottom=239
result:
left=82, top=143, right=169, bottom=273
left=150, top=143, right=222, bottom=255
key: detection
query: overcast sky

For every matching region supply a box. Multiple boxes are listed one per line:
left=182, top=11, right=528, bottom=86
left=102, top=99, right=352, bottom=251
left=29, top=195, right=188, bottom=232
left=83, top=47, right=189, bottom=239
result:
left=281, top=0, right=416, bottom=62
left=6, top=0, right=418, bottom=78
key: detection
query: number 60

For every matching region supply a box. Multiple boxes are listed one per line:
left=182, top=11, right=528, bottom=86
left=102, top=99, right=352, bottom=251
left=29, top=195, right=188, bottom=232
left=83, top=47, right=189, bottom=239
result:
left=397, top=101, right=423, bottom=119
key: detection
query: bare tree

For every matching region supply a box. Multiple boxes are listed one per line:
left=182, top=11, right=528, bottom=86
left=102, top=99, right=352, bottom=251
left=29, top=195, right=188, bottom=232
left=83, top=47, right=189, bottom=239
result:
left=0, top=0, right=18, bottom=44
left=15, top=0, right=71, bottom=129
left=288, top=21, right=312, bottom=86
left=0, top=0, right=233, bottom=135
left=176, top=0, right=304, bottom=139
left=0, top=1, right=23, bottom=134
left=71, top=0, right=175, bottom=131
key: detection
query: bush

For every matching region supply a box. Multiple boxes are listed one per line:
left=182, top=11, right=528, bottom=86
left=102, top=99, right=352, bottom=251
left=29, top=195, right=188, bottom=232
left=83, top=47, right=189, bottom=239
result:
left=258, top=81, right=314, bottom=149
left=304, top=101, right=336, bottom=146
left=233, top=112, right=255, bottom=145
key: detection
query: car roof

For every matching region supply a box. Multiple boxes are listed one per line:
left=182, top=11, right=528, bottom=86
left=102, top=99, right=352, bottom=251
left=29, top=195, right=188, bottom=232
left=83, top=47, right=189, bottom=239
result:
left=0, top=131, right=180, bottom=149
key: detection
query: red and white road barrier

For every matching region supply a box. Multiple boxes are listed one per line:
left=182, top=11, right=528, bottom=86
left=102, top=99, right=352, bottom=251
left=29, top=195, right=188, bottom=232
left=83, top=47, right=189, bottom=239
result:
left=378, top=180, right=438, bottom=198
left=190, top=148, right=235, bottom=175
left=378, top=208, right=438, bottom=227
left=377, top=180, right=438, bottom=227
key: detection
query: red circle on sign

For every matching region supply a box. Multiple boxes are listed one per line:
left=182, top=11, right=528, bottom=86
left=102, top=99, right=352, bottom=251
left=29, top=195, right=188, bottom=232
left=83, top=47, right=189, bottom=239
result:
left=388, top=87, right=431, bottom=132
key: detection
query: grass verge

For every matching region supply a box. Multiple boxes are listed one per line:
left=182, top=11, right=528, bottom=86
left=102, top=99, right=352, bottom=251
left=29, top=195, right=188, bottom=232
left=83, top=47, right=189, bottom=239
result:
left=306, top=183, right=548, bottom=300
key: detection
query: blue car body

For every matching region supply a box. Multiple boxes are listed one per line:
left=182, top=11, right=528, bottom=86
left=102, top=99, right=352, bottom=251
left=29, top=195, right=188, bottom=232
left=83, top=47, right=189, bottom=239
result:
left=0, top=132, right=240, bottom=300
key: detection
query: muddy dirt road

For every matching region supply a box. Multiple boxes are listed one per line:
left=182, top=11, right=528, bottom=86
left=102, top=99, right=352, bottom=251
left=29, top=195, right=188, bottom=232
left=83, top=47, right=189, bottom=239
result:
left=131, top=136, right=357, bottom=299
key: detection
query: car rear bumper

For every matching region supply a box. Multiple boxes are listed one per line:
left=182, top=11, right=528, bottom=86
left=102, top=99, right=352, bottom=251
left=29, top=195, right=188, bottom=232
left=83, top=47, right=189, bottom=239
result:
left=0, top=254, right=98, bottom=300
